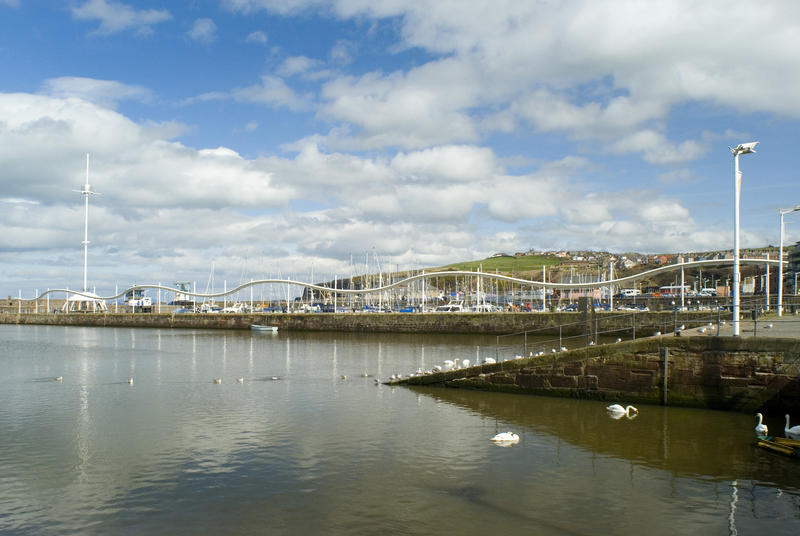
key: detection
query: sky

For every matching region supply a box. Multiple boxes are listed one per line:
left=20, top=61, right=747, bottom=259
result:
left=1, top=0, right=800, bottom=298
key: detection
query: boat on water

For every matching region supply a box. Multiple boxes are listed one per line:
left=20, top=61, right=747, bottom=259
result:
left=756, top=435, right=800, bottom=458
left=250, top=324, right=278, bottom=333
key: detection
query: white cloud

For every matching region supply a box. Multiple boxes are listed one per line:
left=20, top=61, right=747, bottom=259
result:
left=391, top=145, right=497, bottom=183
left=221, top=0, right=800, bottom=162
left=233, top=75, right=309, bottom=111
left=611, top=130, right=707, bottom=164
left=40, top=77, right=153, bottom=109
left=277, top=56, right=324, bottom=77
left=187, top=18, right=217, bottom=43
left=246, top=30, right=268, bottom=44
left=71, top=0, right=171, bottom=35
left=658, top=169, right=694, bottom=184
left=319, top=59, right=481, bottom=149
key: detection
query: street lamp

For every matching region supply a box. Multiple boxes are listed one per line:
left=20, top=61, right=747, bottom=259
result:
left=730, top=141, right=758, bottom=336
left=778, top=205, right=800, bottom=316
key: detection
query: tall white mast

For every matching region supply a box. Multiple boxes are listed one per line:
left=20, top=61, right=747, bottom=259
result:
left=80, top=153, right=96, bottom=292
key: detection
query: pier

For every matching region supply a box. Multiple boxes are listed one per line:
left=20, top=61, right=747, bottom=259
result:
left=394, top=320, right=800, bottom=413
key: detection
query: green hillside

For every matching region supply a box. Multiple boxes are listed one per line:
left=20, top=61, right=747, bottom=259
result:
left=435, top=254, right=561, bottom=274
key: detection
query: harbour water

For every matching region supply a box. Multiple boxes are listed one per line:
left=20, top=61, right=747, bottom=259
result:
left=1, top=324, right=799, bottom=535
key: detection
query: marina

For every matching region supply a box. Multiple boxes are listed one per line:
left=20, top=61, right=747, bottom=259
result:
left=2, top=324, right=800, bottom=535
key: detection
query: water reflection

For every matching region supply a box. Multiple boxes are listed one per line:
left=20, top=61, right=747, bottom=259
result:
left=1, top=325, right=799, bottom=536
left=409, top=386, right=800, bottom=490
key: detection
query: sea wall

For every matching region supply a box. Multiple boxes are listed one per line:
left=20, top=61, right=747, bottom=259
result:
left=402, top=336, right=800, bottom=413
left=0, top=310, right=719, bottom=335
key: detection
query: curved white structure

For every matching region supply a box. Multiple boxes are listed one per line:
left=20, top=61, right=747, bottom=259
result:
left=20, top=257, right=785, bottom=305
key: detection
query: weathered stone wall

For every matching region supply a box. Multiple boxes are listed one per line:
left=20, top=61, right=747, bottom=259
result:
left=403, top=336, right=800, bottom=413
left=0, top=310, right=720, bottom=335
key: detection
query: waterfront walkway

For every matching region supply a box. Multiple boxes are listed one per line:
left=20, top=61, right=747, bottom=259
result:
left=711, top=313, right=800, bottom=338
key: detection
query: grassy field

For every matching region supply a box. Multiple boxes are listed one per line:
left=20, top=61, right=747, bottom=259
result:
left=435, top=254, right=561, bottom=274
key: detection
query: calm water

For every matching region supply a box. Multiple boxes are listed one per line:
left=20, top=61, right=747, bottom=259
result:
left=1, top=324, right=799, bottom=535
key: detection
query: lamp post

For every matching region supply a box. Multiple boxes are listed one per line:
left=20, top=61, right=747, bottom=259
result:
left=730, top=142, right=758, bottom=336
left=778, top=205, right=800, bottom=316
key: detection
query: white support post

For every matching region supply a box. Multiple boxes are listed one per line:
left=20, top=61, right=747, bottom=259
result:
left=609, top=261, right=613, bottom=311
left=680, top=257, right=685, bottom=310
left=766, top=254, right=770, bottom=311
left=542, top=265, right=546, bottom=311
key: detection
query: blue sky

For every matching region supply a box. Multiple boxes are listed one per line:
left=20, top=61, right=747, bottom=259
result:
left=1, top=0, right=799, bottom=297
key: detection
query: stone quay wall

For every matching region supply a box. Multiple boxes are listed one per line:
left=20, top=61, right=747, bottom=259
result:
left=402, top=336, right=800, bottom=413
left=0, top=310, right=721, bottom=335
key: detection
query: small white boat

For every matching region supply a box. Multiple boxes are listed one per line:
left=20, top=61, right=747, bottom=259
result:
left=250, top=324, right=278, bottom=332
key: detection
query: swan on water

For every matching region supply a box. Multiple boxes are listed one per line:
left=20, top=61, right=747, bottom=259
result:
left=213, top=378, right=222, bottom=384
left=784, top=414, right=800, bottom=439
left=443, top=359, right=455, bottom=367
left=55, top=376, right=63, bottom=382
left=271, top=376, right=280, bottom=381
left=607, top=404, right=638, bottom=417
left=128, top=378, right=134, bottom=385
left=754, top=413, right=768, bottom=436
left=236, top=377, right=244, bottom=383
left=491, top=431, right=520, bottom=446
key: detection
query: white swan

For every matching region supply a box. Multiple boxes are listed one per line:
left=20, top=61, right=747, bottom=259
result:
left=491, top=431, right=520, bottom=445
left=784, top=414, right=800, bottom=439
left=213, top=378, right=222, bottom=384
left=443, top=359, right=455, bottom=367
left=483, top=357, right=496, bottom=364
left=236, top=377, right=244, bottom=383
left=461, top=359, right=470, bottom=368
left=55, top=376, right=63, bottom=382
left=607, top=404, right=638, bottom=417
left=128, top=378, right=134, bottom=385
left=754, top=413, right=768, bottom=436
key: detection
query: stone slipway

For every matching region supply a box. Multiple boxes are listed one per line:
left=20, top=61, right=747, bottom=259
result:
left=396, top=333, right=800, bottom=413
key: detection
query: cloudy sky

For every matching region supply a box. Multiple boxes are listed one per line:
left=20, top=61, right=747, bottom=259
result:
left=1, top=0, right=799, bottom=297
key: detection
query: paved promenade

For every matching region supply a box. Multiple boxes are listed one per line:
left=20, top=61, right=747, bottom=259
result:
left=693, top=312, right=800, bottom=338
